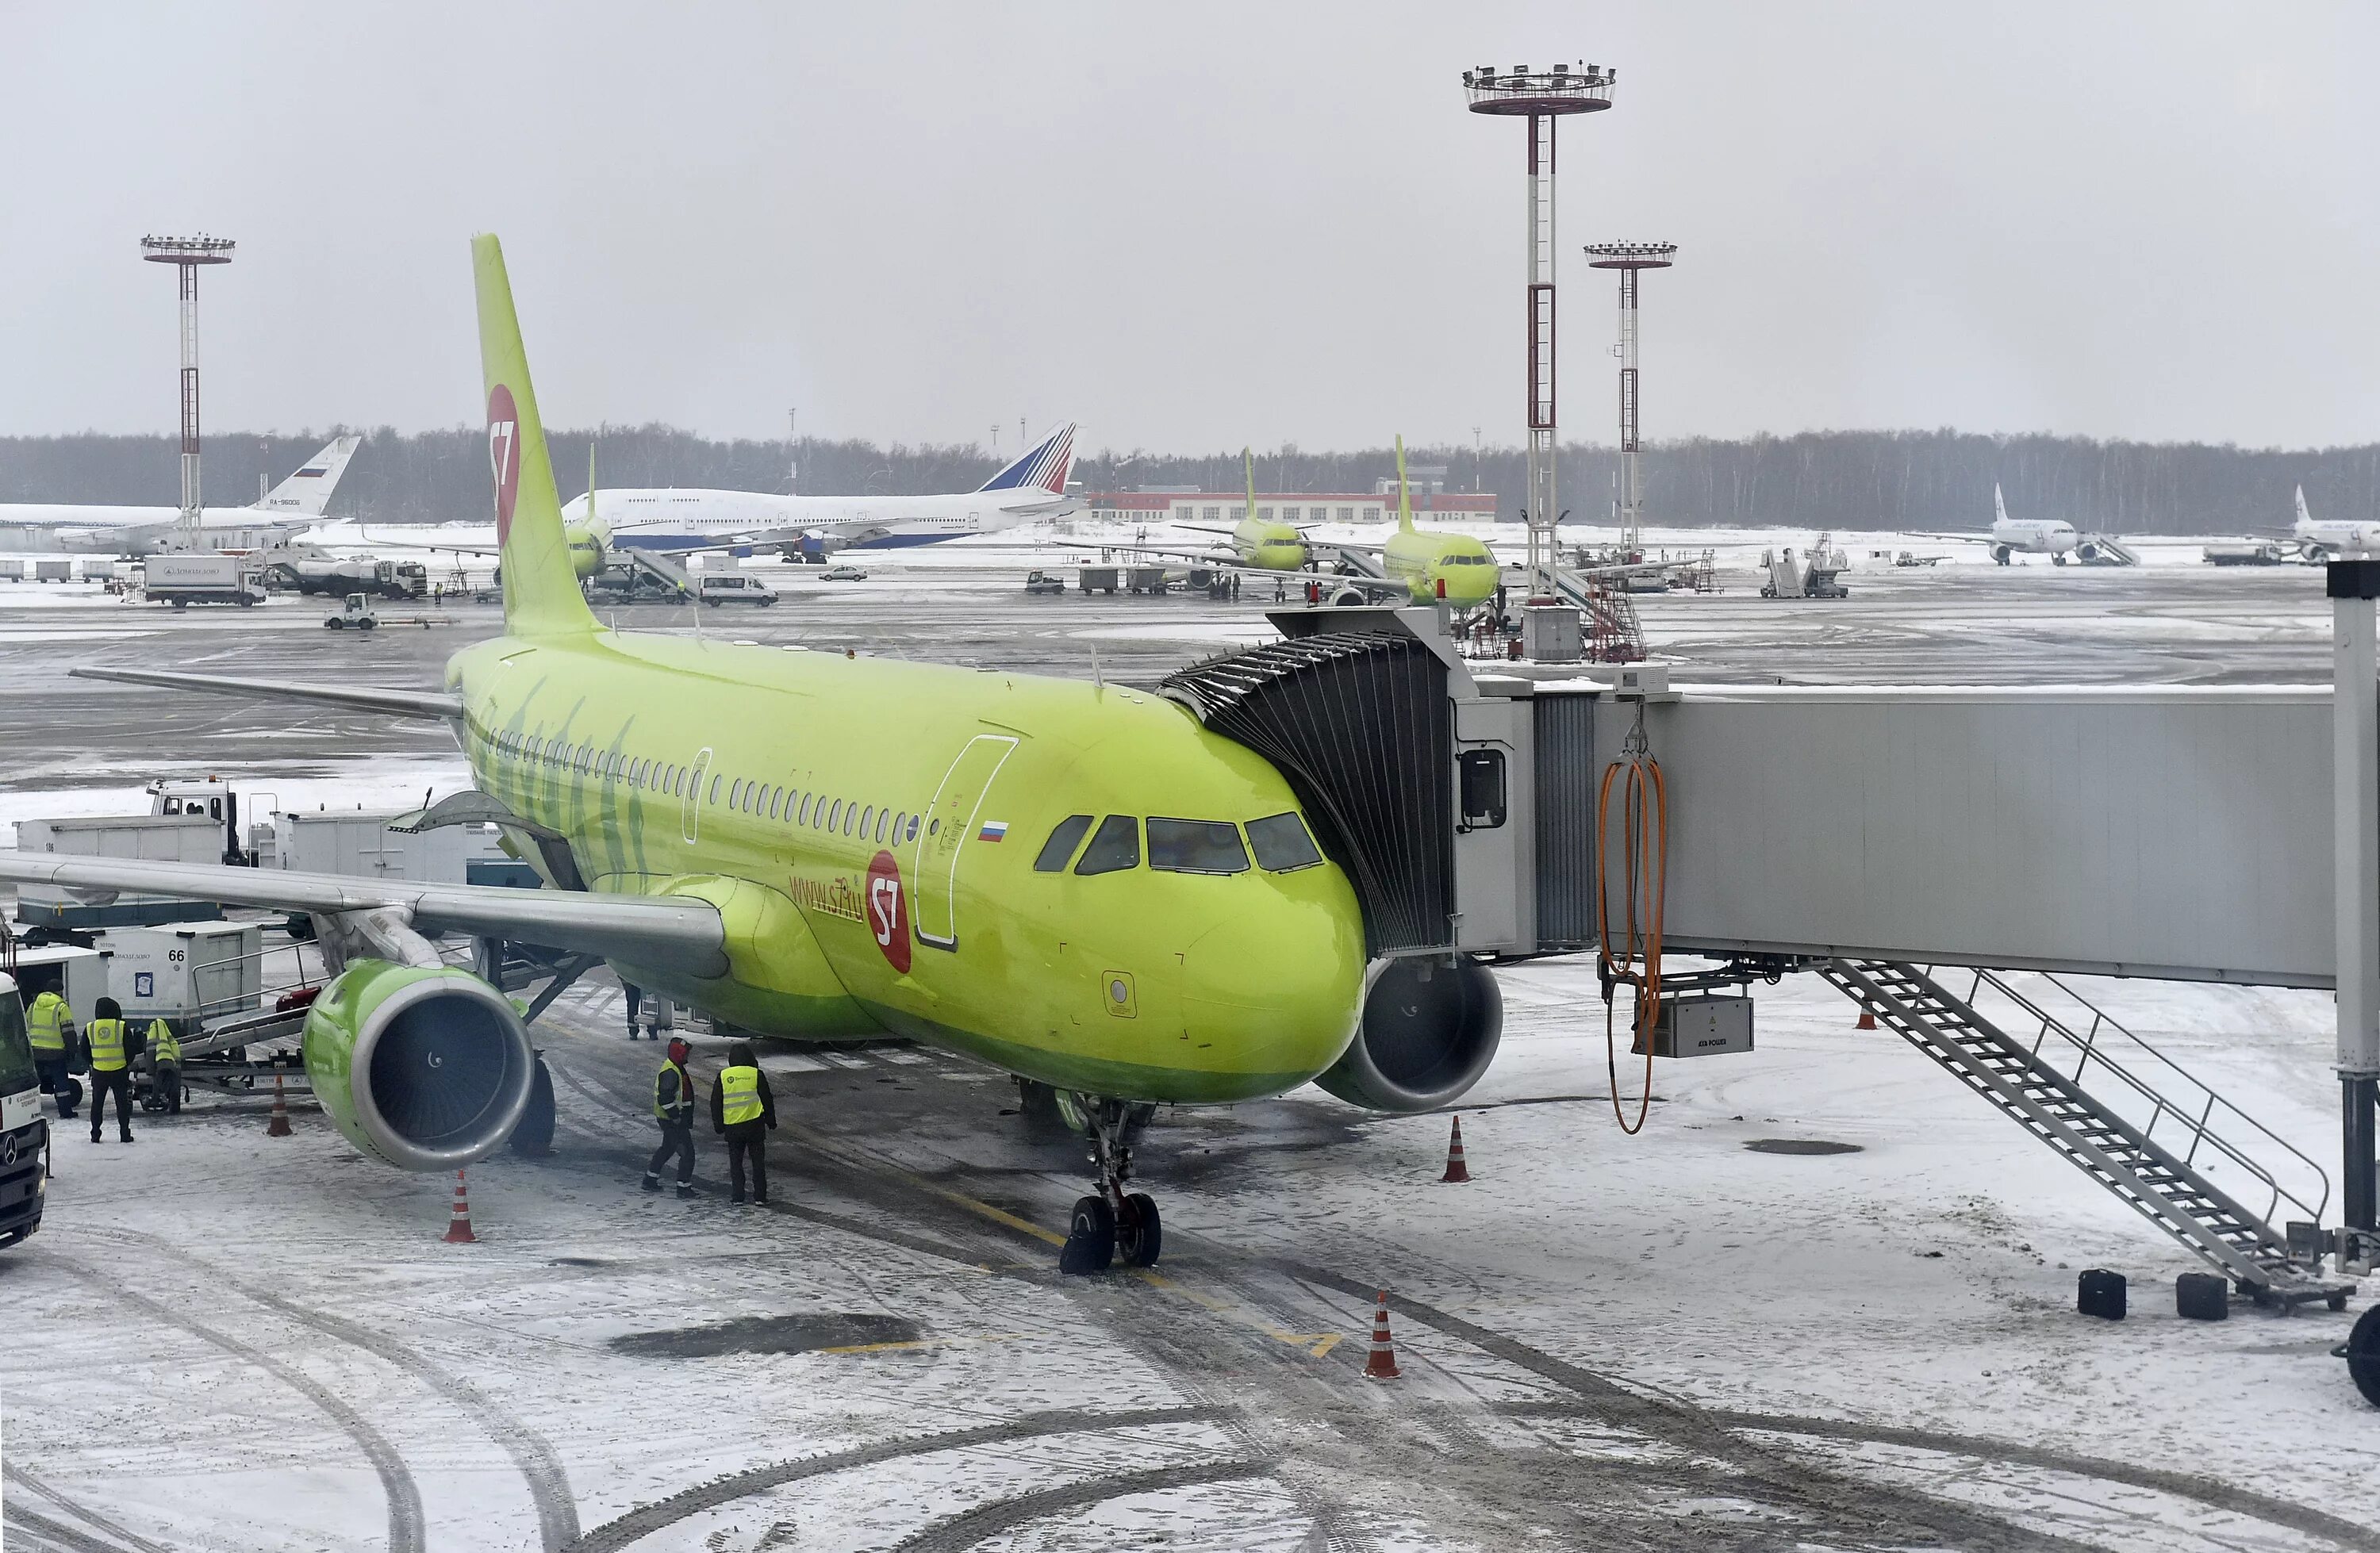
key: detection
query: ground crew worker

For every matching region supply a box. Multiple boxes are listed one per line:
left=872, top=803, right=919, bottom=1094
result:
left=83, top=996, right=140, bottom=1144
left=143, top=1017, right=182, bottom=1114
left=710, top=1041, right=776, bottom=1206
left=623, top=980, right=643, bottom=1039
left=25, top=986, right=77, bottom=1122
left=643, top=1036, right=697, bottom=1198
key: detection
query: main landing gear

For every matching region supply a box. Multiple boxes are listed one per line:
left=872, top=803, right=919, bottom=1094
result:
left=1060, top=1095, right=1162, bottom=1275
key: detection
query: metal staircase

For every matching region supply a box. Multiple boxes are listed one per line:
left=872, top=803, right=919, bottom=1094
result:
left=1821, top=959, right=2354, bottom=1307
left=1544, top=563, right=1646, bottom=663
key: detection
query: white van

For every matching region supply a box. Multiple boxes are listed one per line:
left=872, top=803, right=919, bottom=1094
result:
left=696, top=572, right=778, bottom=608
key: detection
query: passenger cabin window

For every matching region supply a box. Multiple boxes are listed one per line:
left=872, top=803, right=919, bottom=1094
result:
left=1074, top=815, right=1140, bottom=876
left=1458, top=749, right=1507, bottom=830
left=1246, top=812, right=1323, bottom=872
left=1037, top=815, right=1093, bottom=872
left=1147, top=819, right=1250, bottom=875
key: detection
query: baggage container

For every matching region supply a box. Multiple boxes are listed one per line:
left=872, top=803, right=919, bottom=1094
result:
left=90, top=921, right=263, bottom=1026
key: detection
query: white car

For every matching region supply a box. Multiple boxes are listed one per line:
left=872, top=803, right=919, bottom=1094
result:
left=820, top=564, right=869, bottom=581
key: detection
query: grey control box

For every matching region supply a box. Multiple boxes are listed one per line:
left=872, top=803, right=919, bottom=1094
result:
left=1635, top=995, right=1755, bottom=1058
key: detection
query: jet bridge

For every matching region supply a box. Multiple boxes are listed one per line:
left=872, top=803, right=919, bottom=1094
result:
left=1186, top=603, right=2370, bottom=1306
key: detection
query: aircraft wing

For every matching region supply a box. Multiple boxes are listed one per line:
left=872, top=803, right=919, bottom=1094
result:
left=0, top=853, right=725, bottom=971
left=1099, top=542, right=1240, bottom=565
left=1905, top=531, right=1992, bottom=543
left=70, top=665, right=461, bottom=722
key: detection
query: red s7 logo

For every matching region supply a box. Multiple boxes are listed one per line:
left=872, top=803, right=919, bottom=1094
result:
left=866, top=850, right=912, bottom=974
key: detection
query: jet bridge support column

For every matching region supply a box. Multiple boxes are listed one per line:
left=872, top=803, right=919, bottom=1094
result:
left=2332, top=560, right=2380, bottom=1236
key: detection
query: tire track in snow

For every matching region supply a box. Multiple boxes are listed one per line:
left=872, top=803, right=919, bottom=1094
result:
left=87, top=1226, right=582, bottom=1553
left=562, top=1405, right=1228, bottom=1552
left=2, top=1463, right=171, bottom=1553
left=2, top=1502, right=125, bottom=1553
left=888, top=1458, right=1272, bottom=1553
left=42, top=1251, right=426, bottom=1553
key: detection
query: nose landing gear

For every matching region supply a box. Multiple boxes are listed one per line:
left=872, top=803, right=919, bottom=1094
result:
left=1059, top=1095, right=1163, bottom=1274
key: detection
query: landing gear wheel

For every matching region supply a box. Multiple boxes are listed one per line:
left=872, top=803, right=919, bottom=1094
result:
left=1117, top=1191, right=1162, bottom=1267
left=1061, top=1194, right=1115, bottom=1275
left=2347, top=1304, right=2380, bottom=1409
left=2052, top=552, right=2068, bottom=566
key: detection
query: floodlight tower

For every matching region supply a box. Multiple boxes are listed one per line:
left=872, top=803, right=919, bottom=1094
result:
left=1464, top=61, right=1615, bottom=600
left=1583, top=241, right=1676, bottom=562
left=140, top=234, right=236, bottom=530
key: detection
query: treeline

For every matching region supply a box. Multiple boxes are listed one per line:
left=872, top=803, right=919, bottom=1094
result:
left=4, top=425, right=2375, bottom=534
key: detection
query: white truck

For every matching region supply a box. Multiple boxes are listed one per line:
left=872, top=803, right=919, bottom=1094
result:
left=0, top=972, right=50, bottom=1248
left=143, top=553, right=267, bottom=608
left=13, top=815, right=234, bottom=930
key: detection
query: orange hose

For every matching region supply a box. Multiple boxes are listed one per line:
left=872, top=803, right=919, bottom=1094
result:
left=1596, top=746, right=1666, bottom=1134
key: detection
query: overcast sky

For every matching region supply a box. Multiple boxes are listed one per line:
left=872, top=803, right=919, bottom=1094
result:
left=2, top=3, right=2374, bottom=454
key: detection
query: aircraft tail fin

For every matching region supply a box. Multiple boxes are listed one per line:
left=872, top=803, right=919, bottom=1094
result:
left=978, top=421, right=1077, bottom=494
left=1243, top=449, right=1257, bottom=526
left=472, top=234, right=597, bottom=638
left=2297, top=485, right=2312, bottom=529
left=1395, top=435, right=1413, bottom=532
left=1993, top=482, right=2009, bottom=527
left=255, top=435, right=361, bottom=516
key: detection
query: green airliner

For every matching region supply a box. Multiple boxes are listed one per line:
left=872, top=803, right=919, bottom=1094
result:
left=0, top=236, right=1503, bottom=1273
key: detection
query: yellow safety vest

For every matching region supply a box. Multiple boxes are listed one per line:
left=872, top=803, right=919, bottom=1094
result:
left=86, top=1018, right=129, bottom=1073
left=719, top=1064, right=762, bottom=1126
left=25, top=992, right=67, bottom=1054
left=146, top=1019, right=180, bottom=1065
left=653, top=1061, right=690, bottom=1121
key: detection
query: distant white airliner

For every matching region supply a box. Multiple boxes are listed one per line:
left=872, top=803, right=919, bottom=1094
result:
left=563, top=422, right=1080, bottom=558
left=0, top=435, right=362, bottom=556
left=2292, top=485, right=2380, bottom=561
left=1915, top=484, right=2080, bottom=565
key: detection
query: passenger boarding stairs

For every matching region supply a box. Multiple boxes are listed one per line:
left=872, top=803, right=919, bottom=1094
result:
left=1542, top=563, right=1646, bottom=663
left=1821, top=960, right=2353, bottom=1308
left=2076, top=534, right=2140, bottom=566
left=624, top=547, right=694, bottom=598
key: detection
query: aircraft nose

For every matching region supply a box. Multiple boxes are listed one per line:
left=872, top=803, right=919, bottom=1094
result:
left=1180, top=899, right=1362, bottom=1099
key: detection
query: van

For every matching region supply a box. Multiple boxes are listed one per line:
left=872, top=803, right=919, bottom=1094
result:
left=697, top=572, right=777, bottom=608
left=0, top=972, right=50, bottom=1248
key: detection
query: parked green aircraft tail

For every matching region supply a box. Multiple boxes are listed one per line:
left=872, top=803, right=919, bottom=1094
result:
left=474, top=233, right=598, bottom=637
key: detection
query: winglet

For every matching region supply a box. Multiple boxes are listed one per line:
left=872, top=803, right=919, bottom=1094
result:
left=472, top=234, right=597, bottom=637
left=1395, top=436, right=1413, bottom=533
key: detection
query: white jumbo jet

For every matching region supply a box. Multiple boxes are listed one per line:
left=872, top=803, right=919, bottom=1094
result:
left=1914, top=483, right=2082, bottom=565
left=563, top=422, right=1081, bottom=560
left=0, top=435, right=362, bottom=556
left=2291, top=486, right=2380, bottom=562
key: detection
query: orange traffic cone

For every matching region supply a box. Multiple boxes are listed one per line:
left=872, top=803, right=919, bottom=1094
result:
left=1439, top=1116, right=1471, bottom=1183
left=1363, top=1290, right=1401, bottom=1380
left=443, top=1168, right=477, bottom=1244
left=266, top=1073, right=294, bottom=1137
left=1854, top=1010, right=1878, bottom=1031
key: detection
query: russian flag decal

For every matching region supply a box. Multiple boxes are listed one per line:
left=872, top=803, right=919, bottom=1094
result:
left=977, top=819, right=1008, bottom=842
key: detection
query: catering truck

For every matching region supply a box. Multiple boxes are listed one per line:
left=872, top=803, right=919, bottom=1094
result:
left=0, top=972, right=50, bottom=1248
left=142, top=553, right=267, bottom=608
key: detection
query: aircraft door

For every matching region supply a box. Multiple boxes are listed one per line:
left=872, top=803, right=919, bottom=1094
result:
left=911, top=734, right=1018, bottom=950
left=682, top=747, right=712, bottom=846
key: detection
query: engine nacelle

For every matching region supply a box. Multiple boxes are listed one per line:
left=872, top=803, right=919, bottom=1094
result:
left=301, top=959, right=536, bottom=1171
left=1313, top=957, right=1502, bottom=1113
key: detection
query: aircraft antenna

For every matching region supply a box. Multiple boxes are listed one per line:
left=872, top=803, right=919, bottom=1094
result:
left=140, top=234, right=236, bottom=531
left=1583, top=242, right=1677, bottom=565
left=1463, top=61, right=1614, bottom=603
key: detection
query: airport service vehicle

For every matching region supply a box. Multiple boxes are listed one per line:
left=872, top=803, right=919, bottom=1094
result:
left=0, top=436, right=360, bottom=557
left=34, top=560, right=71, bottom=584
left=2290, top=486, right=2380, bottom=562
left=324, top=593, right=379, bottom=630
left=1023, top=570, right=1065, bottom=595
left=695, top=571, right=778, bottom=607
left=0, top=236, right=1499, bottom=1277
left=270, top=550, right=428, bottom=600
left=0, top=972, right=49, bottom=1249
left=14, top=816, right=236, bottom=930
left=818, top=564, right=867, bottom=582
left=2205, top=543, right=2293, bottom=567
left=144, top=553, right=266, bottom=608
left=90, top=921, right=263, bottom=1028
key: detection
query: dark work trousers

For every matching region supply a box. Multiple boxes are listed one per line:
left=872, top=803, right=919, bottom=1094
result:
left=89, top=1070, right=134, bottom=1138
left=647, top=1119, right=695, bottom=1184
left=623, top=983, right=643, bottom=1037
left=35, top=1056, right=75, bottom=1118
left=724, top=1121, right=768, bottom=1202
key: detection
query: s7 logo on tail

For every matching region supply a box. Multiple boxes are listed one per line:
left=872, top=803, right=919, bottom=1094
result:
left=486, top=385, right=522, bottom=541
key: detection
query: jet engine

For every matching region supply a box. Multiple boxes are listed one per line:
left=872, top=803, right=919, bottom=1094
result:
left=301, top=959, right=536, bottom=1171
left=1313, top=957, right=1502, bottom=1113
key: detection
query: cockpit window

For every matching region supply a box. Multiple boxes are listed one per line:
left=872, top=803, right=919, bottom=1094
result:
left=1035, top=814, right=1093, bottom=873
left=1246, top=811, right=1323, bottom=872
left=1147, top=818, right=1250, bottom=875
left=1073, top=815, right=1140, bottom=876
